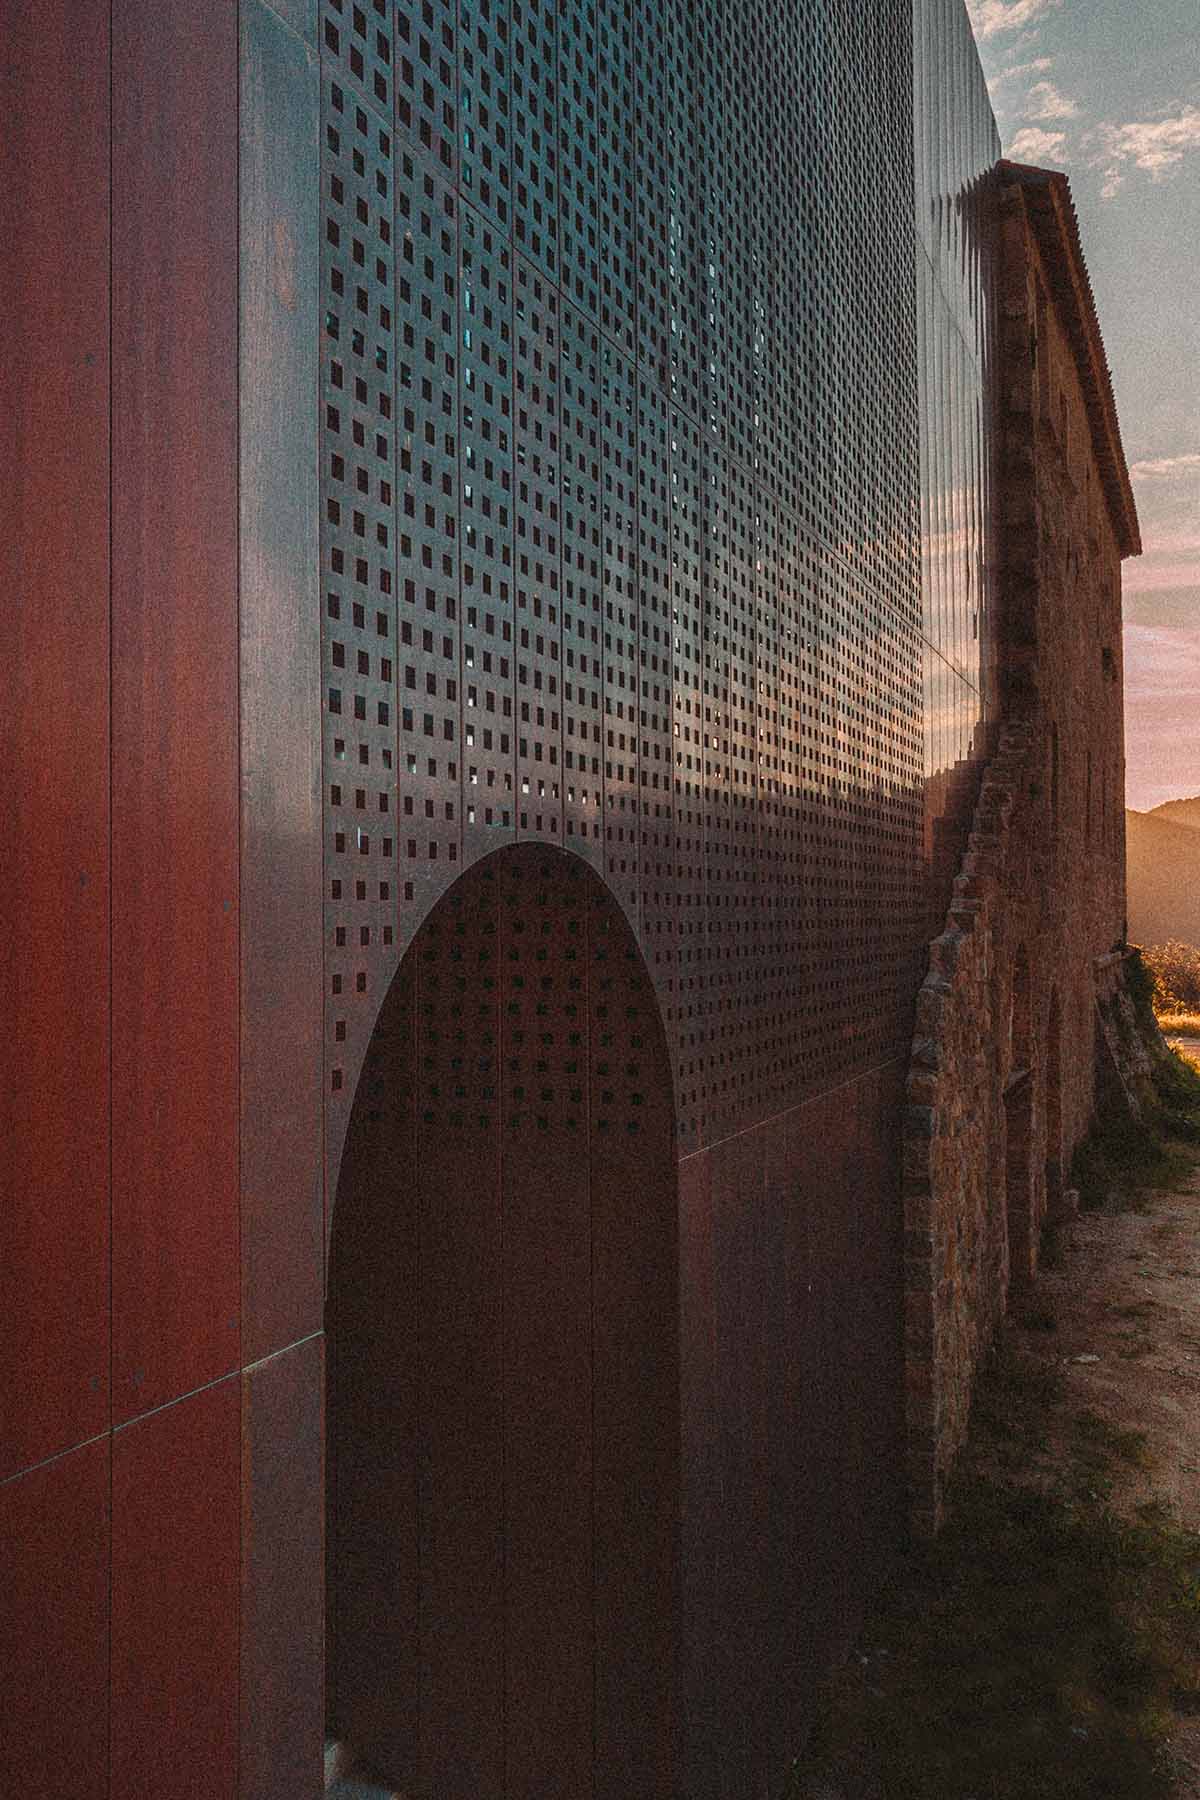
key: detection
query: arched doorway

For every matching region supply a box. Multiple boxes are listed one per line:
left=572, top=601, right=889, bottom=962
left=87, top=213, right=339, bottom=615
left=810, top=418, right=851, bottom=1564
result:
left=1005, top=946, right=1036, bottom=1291
left=325, top=846, right=679, bottom=1799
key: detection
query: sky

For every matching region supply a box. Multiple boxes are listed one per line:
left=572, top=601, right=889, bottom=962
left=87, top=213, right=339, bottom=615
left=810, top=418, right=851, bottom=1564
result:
left=965, top=0, right=1200, bottom=812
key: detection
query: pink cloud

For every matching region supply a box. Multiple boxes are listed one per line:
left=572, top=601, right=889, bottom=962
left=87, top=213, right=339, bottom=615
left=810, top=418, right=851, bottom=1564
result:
left=1007, top=125, right=1068, bottom=162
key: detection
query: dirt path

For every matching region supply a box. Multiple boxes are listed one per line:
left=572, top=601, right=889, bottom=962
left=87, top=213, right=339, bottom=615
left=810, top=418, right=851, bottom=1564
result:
left=1020, top=1166, right=1200, bottom=1793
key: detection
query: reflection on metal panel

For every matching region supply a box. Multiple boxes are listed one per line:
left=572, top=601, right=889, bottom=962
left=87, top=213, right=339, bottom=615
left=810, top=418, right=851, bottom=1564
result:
left=913, top=0, right=1001, bottom=926
left=316, top=0, right=990, bottom=1162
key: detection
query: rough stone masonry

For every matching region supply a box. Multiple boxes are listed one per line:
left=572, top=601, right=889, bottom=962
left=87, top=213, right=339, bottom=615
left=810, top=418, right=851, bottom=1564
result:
left=902, top=161, right=1142, bottom=1535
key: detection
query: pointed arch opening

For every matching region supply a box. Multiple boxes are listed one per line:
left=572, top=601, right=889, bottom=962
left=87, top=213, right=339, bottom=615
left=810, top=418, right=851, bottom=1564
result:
left=324, top=845, right=679, bottom=1798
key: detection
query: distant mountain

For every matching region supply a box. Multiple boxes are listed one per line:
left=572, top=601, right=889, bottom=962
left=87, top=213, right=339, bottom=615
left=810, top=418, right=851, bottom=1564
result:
left=1126, top=799, right=1200, bottom=949
left=1150, top=796, right=1200, bottom=834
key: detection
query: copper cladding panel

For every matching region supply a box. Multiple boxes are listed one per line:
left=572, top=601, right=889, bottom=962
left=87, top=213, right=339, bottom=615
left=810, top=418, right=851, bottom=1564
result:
left=0, top=0, right=111, bottom=1482
left=0, top=1439, right=110, bottom=1800
left=110, top=1378, right=241, bottom=1799
left=110, top=0, right=241, bottom=1423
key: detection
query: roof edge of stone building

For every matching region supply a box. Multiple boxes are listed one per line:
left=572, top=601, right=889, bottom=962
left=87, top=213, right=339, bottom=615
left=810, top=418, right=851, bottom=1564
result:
left=998, top=158, right=1142, bottom=560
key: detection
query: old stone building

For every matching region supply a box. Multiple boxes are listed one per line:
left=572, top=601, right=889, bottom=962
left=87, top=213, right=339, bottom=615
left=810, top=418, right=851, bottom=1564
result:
left=903, top=160, right=1141, bottom=1533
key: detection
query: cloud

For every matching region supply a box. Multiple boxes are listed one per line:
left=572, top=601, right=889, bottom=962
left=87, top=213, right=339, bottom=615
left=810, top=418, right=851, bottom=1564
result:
left=1125, top=454, right=1200, bottom=596
left=1025, top=80, right=1078, bottom=121
left=1006, top=125, right=1068, bottom=162
left=1094, top=107, right=1200, bottom=197
left=967, top=0, right=1061, bottom=40
left=991, top=55, right=1054, bottom=85
left=1129, top=454, right=1200, bottom=481
left=1123, top=622, right=1200, bottom=809
left=1122, top=527, right=1200, bottom=598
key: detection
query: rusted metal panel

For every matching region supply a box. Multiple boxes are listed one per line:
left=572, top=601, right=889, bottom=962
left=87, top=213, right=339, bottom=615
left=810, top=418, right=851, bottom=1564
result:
left=240, top=1336, right=325, bottom=1800
left=677, top=1150, right=719, bottom=1800
left=498, top=854, right=594, bottom=1798
left=0, top=0, right=111, bottom=1482
left=708, top=1125, right=765, bottom=1797
left=0, top=1438, right=110, bottom=1800
left=325, top=958, right=420, bottom=1774
left=678, top=1069, right=909, bottom=1797
left=589, top=892, right=680, bottom=1800
left=327, top=849, right=682, bottom=1795
left=110, top=1377, right=240, bottom=1800
left=239, top=0, right=325, bottom=1364
left=110, top=0, right=241, bottom=1424
left=762, top=1106, right=815, bottom=1772
left=414, top=866, right=506, bottom=1798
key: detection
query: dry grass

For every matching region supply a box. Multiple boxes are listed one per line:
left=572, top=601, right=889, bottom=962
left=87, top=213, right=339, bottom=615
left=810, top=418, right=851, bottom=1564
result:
left=789, top=1343, right=1200, bottom=1800
left=1157, top=1011, right=1200, bottom=1038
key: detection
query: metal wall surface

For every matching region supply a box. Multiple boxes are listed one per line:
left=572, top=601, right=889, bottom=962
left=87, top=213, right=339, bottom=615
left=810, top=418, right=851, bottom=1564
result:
left=326, top=847, right=678, bottom=1797
left=110, top=0, right=242, bottom=1425
left=239, top=0, right=326, bottom=1368
left=1, top=0, right=112, bottom=1488
left=0, top=1438, right=110, bottom=1800
left=914, top=0, right=1002, bottom=926
left=316, top=0, right=933, bottom=1172
left=3, top=0, right=1002, bottom=1794
left=309, top=8, right=973, bottom=1787
left=3, top=8, right=324, bottom=1799
left=110, top=1378, right=242, bottom=1798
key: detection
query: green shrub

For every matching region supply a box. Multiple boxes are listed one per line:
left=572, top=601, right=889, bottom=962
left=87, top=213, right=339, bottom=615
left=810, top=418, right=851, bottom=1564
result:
left=1070, top=1096, right=1197, bottom=1212
left=1152, top=1046, right=1200, bottom=1120
left=1141, top=941, right=1200, bottom=1013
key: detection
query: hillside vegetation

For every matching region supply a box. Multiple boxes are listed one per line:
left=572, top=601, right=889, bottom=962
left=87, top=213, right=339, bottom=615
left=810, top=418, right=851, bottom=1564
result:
left=1127, top=799, right=1200, bottom=949
left=1142, top=942, right=1200, bottom=1036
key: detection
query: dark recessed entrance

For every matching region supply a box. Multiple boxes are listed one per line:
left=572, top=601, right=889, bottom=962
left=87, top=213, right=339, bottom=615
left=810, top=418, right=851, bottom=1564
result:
left=325, top=846, right=679, bottom=1799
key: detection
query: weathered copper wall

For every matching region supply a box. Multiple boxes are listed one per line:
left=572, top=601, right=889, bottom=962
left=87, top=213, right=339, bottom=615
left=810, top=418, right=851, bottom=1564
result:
left=2, top=4, right=326, bottom=1796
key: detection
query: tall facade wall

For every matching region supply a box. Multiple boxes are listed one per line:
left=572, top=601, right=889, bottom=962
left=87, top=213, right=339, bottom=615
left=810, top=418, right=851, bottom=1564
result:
left=3, top=8, right=325, bottom=1797
left=0, top=4, right=1073, bottom=1798
left=913, top=0, right=1002, bottom=924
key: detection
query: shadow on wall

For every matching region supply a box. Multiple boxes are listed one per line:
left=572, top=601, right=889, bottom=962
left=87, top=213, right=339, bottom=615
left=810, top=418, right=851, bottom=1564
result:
left=324, top=844, right=679, bottom=1799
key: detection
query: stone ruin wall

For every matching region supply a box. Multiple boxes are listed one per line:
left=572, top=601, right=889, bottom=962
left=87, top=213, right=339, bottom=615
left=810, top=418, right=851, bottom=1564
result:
left=903, top=170, right=1134, bottom=1534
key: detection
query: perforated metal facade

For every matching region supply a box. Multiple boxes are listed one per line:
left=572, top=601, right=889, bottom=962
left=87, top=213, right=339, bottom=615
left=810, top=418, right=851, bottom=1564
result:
left=915, top=0, right=1003, bottom=918
left=317, top=0, right=972, bottom=1172
left=5, top=0, right=1013, bottom=1794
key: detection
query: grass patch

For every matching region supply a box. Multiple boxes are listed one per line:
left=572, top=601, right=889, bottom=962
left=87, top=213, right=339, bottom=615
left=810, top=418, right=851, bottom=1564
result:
left=792, top=1343, right=1200, bottom=1800
left=1157, top=1010, right=1200, bottom=1036
left=1070, top=1048, right=1200, bottom=1213
left=1070, top=1112, right=1194, bottom=1213
left=1151, top=1047, right=1200, bottom=1131
left=1073, top=1408, right=1154, bottom=1473
left=1140, top=942, right=1200, bottom=1018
